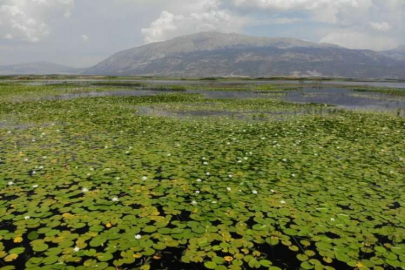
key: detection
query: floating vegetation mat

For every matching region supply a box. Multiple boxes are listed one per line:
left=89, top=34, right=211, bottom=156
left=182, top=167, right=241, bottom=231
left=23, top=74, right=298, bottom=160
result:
left=0, top=83, right=404, bottom=270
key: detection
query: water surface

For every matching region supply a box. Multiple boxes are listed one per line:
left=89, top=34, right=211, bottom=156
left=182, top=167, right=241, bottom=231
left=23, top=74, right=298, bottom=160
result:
left=24, top=79, right=405, bottom=89
left=283, top=87, right=405, bottom=112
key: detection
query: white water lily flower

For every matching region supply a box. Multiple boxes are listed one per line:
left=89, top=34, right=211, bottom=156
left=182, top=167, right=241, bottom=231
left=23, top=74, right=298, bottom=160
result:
left=142, top=176, right=147, bottom=180
left=196, top=179, right=202, bottom=182
left=280, top=200, right=286, bottom=204
left=24, top=158, right=29, bottom=162
left=252, top=190, right=258, bottom=194
left=39, top=166, right=44, bottom=169
left=112, top=197, right=119, bottom=202
left=212, top=201, right=217, bottom=204
left=87, top=173, right=91, bottom=177
left=73, top=247, right=80, bottom=252
left=282, top=158, right=287, bottom=162
left=206, top=172, right=210, bottom=176
left=167, top=153, right=171, bottom=157
left=243, top=157, right=248, bottom=160
left=43, top=156, right=47, bottom=159
left=203, top=162, right=208, bottom=165
left=331, top=218, right=335, bottom=222
left=227, top=187, right=231, bottom=191
left=191, top=200, right=198, bottom=205
left=271, top=189, right=275, bottom=193
left=24, top=216, right=30, bottom=220
left=82, top=188, right=89, bottom=193
left=8, top=181, right=14, bottom=186
left=291, top=174, right=296, bottom=177
left=33, top=184, right=39, bottom=188
left=135, top=234, right=142, bottom=240
left=115, top=177, right=120, bottom=180
left=228, top=174, right=233, bottom=178
left=195, top=190, right=200, bottom=194
left=32, top=171, right=36, bottom=175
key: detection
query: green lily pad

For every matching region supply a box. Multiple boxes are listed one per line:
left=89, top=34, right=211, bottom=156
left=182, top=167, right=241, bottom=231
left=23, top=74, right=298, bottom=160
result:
left=97, top=253, right=114, bottom=262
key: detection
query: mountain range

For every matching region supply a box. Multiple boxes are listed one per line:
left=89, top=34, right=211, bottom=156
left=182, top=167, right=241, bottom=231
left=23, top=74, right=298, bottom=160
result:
left=2, top=32, right=405, bottom=79
left=84, top=32, right=405, bottom=79
left=0, top=61, right=81, bottom=75
left=382, top=45, right=405, bottom=61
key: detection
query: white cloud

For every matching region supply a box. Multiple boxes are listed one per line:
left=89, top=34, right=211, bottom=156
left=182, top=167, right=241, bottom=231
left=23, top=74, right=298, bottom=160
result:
left=81, top=34, right=89, bottom=42
left=141, top=0, right=246, bottom=44
left=231, top=0, right=404, bottom=49
left=320, top=30, right=398, bottom=50
left=140, top=0, right=404, bottom=48
left=370, top=22, right=392, bottom=31
left=233, top=0, right=355, bottom=10
left=0, top=0, right=75, bottom=42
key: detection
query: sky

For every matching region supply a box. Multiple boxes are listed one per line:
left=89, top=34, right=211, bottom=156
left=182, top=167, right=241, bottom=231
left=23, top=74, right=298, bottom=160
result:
left=0, top=0, right=404, bottom=68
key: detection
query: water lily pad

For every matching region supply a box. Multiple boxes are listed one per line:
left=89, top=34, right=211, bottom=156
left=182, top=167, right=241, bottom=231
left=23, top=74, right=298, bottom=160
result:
left=31, top=240, right=48, bottom=252
left=27, top=231, right=39, bottom=240
left=43, top=256, right=59, bottom=265
left=97, top=253, right=113, bottom=262
left=9, top=247, right=25, bottom=255
left=204, top=261, right=217, bottom=269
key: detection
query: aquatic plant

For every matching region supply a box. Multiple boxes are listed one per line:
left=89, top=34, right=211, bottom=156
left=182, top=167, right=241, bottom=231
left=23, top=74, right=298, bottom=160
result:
left=0, top=83, right=404, bottom=269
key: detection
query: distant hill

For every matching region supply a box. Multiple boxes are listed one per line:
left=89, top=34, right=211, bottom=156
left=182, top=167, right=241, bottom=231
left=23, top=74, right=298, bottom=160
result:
left=382, top=45, right=405, bottom=61
left=84, top=32, right=405, bottom=79
left=0, top=61, right=81, bottom=75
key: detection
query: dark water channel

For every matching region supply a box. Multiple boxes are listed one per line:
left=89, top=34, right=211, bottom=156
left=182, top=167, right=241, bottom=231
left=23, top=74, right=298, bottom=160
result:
left=43, top=87, right=405, bottom=113
left=283, top=87, right=405, bottom=112
left=24, top=79, right=405, bottom=89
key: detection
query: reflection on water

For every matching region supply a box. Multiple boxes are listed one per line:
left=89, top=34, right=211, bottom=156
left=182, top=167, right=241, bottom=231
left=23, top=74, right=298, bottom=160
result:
left=43, top=89, right=278, bottom=100
left=136, top=106, right=340, bottom=122
left=0, top=121, right=35, bottom=130
left=41, top=87, right=405, bottom=114
left=283, top=88, right=405, bottom=113
left=44, top=90, right=168, bottom=100
left=24, top=79, right=405, bottom=89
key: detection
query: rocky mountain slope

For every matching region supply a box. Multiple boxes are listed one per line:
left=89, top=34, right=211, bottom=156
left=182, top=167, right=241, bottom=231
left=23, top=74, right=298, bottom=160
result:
left=84, top=32, right=405, bottom=79
left=382, top=45, right=405, bottom=61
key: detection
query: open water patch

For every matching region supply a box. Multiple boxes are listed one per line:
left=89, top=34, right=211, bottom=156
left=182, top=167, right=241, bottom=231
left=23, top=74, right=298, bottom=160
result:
left=283, top=87, right=405, bottom=114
